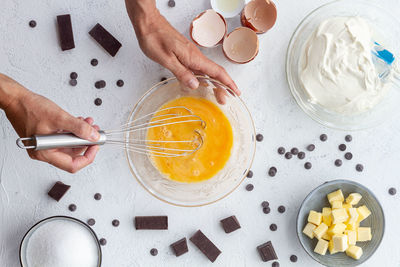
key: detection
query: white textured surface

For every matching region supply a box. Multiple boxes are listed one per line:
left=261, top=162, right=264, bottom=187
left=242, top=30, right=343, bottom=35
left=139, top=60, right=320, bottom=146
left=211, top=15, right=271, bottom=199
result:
left=0, top=0, right=399, bottom=266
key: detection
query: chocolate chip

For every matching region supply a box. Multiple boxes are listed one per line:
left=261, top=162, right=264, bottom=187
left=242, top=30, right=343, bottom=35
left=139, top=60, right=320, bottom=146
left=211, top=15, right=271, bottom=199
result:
left=278, top=205, right=286, bottom=213
left=87, top=218, right=96, bottom=226
left=356, top=164, right=364, bottom=172
left=246, top=184, right=254, bottom=191
left=277, top=147, right=285, bottom=155
left=246, top=170, right=253, bottom=178
left=69, top=79, right=77, bottom=86
left=335, top=159, right=342, bottom=167
left=170, top=238, right=188, bottom=257
left=389, top=187, right=397, bottom=195
left=89, top=23, right=122, bottom=57
left=261, top=201, right=269, bottom=208
left=68, top=204, right=77, bottom=212
left=29, top=20, right=37, bottom=28
left=307, top=144, right=315, bottom=151
left=304, top=162, right=312, bottom=169
left=268, top=167, right=277, bottom=177
left=94, top=98, right=102, bottom=106
left=256, top=134, right=264, bottom=142
left=70, top=72, right=78, bottom=79
left=150, top=248, right=158, bottom=256
left=95, top=80, right=106, bottom=89
left=99, top=238, right=107, bottom=246
left=57, top=15, right=75, bottom=51
left=190, top=230, right=221, bottom=263
left=339, top=144, right=347, bottom=151
left=290, top=255, right=298, bottom=262
left=320, top=134, right=327, bottom=142
left=94, top=193, right=102, bottom=200
left=168, top=0, right=176, bottom=7
left=290, top=148, right=299, bottom=155
left=135, top=216, right=168, bottom=230
left=116, top=79, right=124, bottom=87
left=91, top=58, right=98, bottom=66
left=257, top=241, right=278, bottom=262
left=344, top=152, right=353, bottom=160
left=48, top=181, right=71, bottom=201
left=269, top=224, right=277, bottom=231
left=297, top=152, right=305, bottom=159
left=345, top=135, right=352, bottom=142
left=272, top=262, right=280, bottom=267
left=285, top=152, right=292, bottom=159
left=263, top=207, right=271, bottom=214
left=112, top=219, right=120, bottom=227
left=220, top=215, right=241, bottom=233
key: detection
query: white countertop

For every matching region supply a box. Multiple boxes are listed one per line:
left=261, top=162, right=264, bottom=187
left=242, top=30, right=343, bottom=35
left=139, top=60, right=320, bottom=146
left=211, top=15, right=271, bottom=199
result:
left=1, top=0, right=399, bottom=266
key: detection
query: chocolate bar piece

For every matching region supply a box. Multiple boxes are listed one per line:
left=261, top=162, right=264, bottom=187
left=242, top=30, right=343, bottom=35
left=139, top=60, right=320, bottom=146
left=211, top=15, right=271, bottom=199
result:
left=89, top=23, right=122, bottom=57
left=257, top=241, right=278, bottom=262
left=220, top=215, right=241, bottom=233
left=134, top=216, right=168, bottom=230
left=170, top=237, right=188, bottom=257
left=57, top=14, right=75, bottom=51
left=190, top=230, right=221, bottom=263
left=48, top=181, right=71, bottom=201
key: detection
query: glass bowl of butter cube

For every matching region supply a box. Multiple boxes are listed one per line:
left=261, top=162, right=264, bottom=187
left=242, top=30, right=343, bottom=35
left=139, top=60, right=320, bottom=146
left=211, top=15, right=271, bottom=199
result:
left=296, top=180, right=384, bottom=266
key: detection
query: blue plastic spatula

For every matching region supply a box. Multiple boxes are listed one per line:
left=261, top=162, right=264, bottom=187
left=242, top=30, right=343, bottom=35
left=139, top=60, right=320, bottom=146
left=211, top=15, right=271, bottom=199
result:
left=372, top=42, right=399, bottom=87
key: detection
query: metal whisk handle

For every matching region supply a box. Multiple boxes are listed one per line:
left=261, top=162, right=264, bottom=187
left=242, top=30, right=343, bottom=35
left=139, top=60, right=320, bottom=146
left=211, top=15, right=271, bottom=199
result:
left=16, top=131, right=107, bottom=150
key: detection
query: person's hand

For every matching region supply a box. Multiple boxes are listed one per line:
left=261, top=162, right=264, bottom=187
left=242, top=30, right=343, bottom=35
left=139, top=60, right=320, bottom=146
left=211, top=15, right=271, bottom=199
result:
left=3, top=81, right=100, bottom=173
left=125, top=0, right=240, bottom=99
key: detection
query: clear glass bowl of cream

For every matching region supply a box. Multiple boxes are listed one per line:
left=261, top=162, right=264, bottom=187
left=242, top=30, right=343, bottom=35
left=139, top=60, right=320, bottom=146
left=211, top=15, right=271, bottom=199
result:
left=125, top=76, right=256, bottom=207
left=286, top=0, right=400, bottom=130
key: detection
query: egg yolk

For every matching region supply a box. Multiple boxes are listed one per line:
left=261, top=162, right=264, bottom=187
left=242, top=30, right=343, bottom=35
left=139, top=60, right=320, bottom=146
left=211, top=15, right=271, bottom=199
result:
left=147, top=96, right=233, bottom=183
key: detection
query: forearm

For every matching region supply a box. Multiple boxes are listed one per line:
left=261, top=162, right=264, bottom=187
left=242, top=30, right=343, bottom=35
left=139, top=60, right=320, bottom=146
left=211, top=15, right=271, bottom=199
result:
left=0, top=74, right=27, bottom=112
left=125, top=0, right=161, bottom=35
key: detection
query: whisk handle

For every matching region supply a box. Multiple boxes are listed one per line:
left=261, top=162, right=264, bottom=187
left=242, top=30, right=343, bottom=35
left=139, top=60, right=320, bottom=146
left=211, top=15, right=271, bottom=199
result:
left=16, top=131, right=107, bottom=150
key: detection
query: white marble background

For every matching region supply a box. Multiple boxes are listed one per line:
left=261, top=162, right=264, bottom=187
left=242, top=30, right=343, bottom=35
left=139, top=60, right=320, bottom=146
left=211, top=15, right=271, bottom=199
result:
left=0, top=0, right=399, bottom=266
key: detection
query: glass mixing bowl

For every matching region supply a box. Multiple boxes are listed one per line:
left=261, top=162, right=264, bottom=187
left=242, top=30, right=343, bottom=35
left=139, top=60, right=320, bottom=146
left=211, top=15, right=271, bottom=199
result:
left=286, top=0, right=400, bottom=130
left=125, top=76, right=256, bottom=207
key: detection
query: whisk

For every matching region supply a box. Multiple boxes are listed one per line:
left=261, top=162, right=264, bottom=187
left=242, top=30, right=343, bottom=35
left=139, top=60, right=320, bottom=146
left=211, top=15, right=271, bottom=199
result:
left=16, top=106, right=206, bottom=157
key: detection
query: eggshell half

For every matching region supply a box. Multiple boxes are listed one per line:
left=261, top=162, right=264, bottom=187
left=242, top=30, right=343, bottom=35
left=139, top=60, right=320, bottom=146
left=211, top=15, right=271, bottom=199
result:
left=241, top=0, right=277, bottom=34
left=190, top=9, right=227, bottom=48
left=222, top=27, right=259, bottom=64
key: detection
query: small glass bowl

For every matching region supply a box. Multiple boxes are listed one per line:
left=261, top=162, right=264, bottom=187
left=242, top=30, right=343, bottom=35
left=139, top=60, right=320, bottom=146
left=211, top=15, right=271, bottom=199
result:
left=125, top=76, right=256, bottom=207
left=286, top=0, right=400, bottom=130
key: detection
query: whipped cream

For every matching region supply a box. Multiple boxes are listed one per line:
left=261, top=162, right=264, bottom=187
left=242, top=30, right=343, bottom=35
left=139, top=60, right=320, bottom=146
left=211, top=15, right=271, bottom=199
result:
left=299, top=16, right=390, bottom=115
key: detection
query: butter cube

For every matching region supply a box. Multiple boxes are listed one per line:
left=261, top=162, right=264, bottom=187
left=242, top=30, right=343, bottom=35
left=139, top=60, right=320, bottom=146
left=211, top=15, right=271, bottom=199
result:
left=313, top=223, right=328, bottom=239
left=346, top=222, right=359, bottom=231
left=332, top=234, right=348, bottom=252
left=345, top=230, right=357, bottom=245
left=314, top=239, right=329, bottom=255
left=321, top=232, right=331, bottom=241
left=346, top=245, right=363, bottom=260
left=303, top=222, right=317, bottom=239
left=328, top=240, right=338, bottom=254
left=342, top=203, right=352, bottom=211
left=322, top=207, right=332, bottom=226
left=308, top=210, right=322, bottom=225
left=331, top=200, right=343, bottom=209
left=357, top=227, right=372, bottom=242
left=327, top=189, right=344, bottom=204
left=328, top=223, right=346, bottom=235
left=347, top=208, right=359, bottom=224
left=357, top=205, right=371, bottom=223
left=346, top=193, right=362, bottom=205
left=332, top=208, right=349, bottom=224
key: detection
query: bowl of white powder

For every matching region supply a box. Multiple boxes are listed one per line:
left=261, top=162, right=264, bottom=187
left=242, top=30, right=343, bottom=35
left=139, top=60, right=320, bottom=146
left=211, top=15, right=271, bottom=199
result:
left=19, top=216, right=102, bottom=267
left=286, top=0, right=400, bottom=130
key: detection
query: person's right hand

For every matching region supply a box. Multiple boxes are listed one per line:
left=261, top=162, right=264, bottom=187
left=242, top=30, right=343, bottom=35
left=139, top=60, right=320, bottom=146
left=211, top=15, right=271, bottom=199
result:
left=3, top=81, right=100, bottom=173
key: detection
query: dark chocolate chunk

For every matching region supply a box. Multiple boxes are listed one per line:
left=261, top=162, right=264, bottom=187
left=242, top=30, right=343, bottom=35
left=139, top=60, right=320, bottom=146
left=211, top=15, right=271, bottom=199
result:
left=285, top=152, right=292, bottom=159
left=95, top=80, right=106, bottom=89
left=168, top=0, right=176, bottom=7
left=150, top=248, right=158, bottom=256
left=335, top=159, right=342, bottom=167
left=344, top=152, right=353, bottom=160
left=94, top=193, right=102, bottom=200
left=345, top=135, right=352, bottom=142
left=389, top=187, right=397, bottom=195
left=48, top=181, right=71, bottom=201
left=246, top=170, right=253, bottom=178
left=99, top=238, right=107, bottom=246
left=307, top=144, right=315, bottom=152
left=112, top=219, right=120, bottom=227
left=257, top=241, right=278, bottom=262
left=290, top=255, right=298, bottom=262
left=320, top=134, right=327, bottom=142
left=94, top=98, right=102, bottom=106
left=220, top=215, right=241, bottom=233
left=246, top=184, right=254, bottom=191
left=256, top=134, right=264, bottom=142
left=290, top=148, right=299, bottom=155
left=269, top=224, right=277, bottom=231
left=135, top=216, right=168, bottom=230
left=263, top=207, right=271, bottom=214
left=57, top=14, right=75, bottom=51
left=304, top=162, right=312, bottom=169
left=277, top=147, right=285, bottom=155
left=70, top=72, right=78, bottom=79
left=170, top=238, right=189, bottom=257
left=297, top=152, right=305, bottom=160
left=68, top=204, right=77, bottom=212
left=89, top=23, right=122, bottom=57
left=87, top=218, right=96, bottom=226
left=278, top=205, right=285, bottom=213
left=190, top=230, right=221, bottom=263
left=29, top=20, right=37, bottom=28
left=268, top=167, right=277, bottom=177
left=91, top=58, right=98, bottom=66
left=116, top=79, right=124, bottom=87
left=272, top=262, right=280, bottom=267
left=355, top=164, right=364, bottom=172
left=69, top=79, right=77, bottom=86
left=261, top=201, right=269, bottom=208
left=339, top=144, right=347, bottom=151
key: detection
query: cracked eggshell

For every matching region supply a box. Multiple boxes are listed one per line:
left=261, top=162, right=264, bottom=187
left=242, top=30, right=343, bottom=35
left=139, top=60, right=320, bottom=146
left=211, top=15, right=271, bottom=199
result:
left=190, top=9, right=227, bottom=48
left=222, top=27, right=259, bottom=64
left=241, top=0, right=277, bottom=34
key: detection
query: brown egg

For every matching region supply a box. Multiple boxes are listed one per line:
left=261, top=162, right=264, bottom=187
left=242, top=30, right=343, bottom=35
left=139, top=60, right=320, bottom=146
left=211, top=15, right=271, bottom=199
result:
left=222, top=27, right=259, bottom=64
left=241, top=0, right=277, bottom=34
left=190, top=9, right=227, bottom=48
